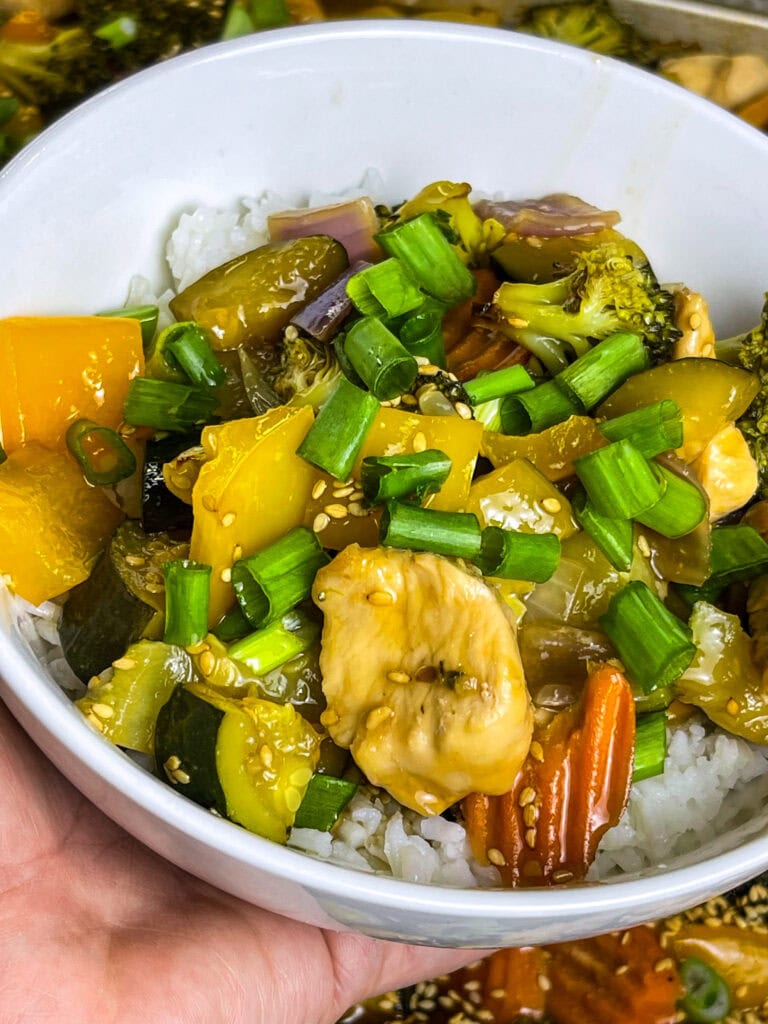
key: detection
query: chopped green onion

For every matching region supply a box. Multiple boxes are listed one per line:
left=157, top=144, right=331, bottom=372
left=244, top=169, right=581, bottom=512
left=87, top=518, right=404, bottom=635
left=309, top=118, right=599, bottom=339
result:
left=0, top=97, right=20, bottom=126
left=212, top=604, right=252, bottom=644
left=361, top=449, right=452, bottom=504
left=65, top=418, right=137, bottom=486
left=399, top=310, right=447, bottom=369
left=473, top=398, right=502, bottom=432
left=680, top=957, right=732, bottom=1023
left=344, top=317, right=419, bottom=401
left=632, top=711, right=667, bottom=782
left=123, top=377, right=219, bottom=432
left=293, top=774, right=358, bottom=831
left=221, top=1, right=255, bottom=37
left=635, top=463, right=708, bottom=539
left=500, top=379, right=582, bottom=435
left=296, top=377, right=379, bottom=480
left=377, top=213, right=476, bottom=307
left=676, top=523, right=768, bottom=605
left=380, top=502, right=482, bottom=560
left=475, top=526, right=561, bottom=582
left=94, top=14, right=139, bottom=48
left=96, top=304, right=159, bottom=349
left=463, top=365, right=535, bottom=407
left=574, top=440, right=664, bottom=519
left=346, top=258, right=424, bottom=318
left=162, top=560, right=211, bottom=647
left=571, top=488, right=633, bottom=572
left=556, top=331, right=649, bottom=410
left=600, top=581, right=696, bottom=694
left=231, top=526, right=330, bottom=630
left=229, top=609, right=320, bottom=675
left=598, top=400, right=683, bottom=458
left=161, top=322, right=226, bottom=389
left=633, top=685, right=674, bottom=714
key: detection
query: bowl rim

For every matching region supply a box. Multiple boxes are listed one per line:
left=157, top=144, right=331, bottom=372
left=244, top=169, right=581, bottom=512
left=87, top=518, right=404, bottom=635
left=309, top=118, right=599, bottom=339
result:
left=2, top=18, right=768, bottom=921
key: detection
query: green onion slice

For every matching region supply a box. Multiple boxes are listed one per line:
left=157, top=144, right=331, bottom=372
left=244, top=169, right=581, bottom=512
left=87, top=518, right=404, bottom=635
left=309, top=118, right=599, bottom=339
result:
left=463, top=365, right=536, bottom=407
left=162, top=560, right=212, bottom=648
left=361, top=449, right=452, bottom=505
left=556, top=331, right=649, bottom=411
left=676, top=523, right=768, bottom=606
left=377, top=213, right=476, bottom=307
left=211, top=603, right=252, bottom=644
left=231, top=526, right=330, bottom=630
left=228, top=609, right=320, bottom=676
left=94, top=14, right=139, bottom=48
left=162, top=322, right=226, bottom=389
left=293, top=774, right=358, bottom=831
left=96, top=304, right=159, bottom=349
left=635, top=463, right=708, bottom=539
left=574, top=440, right=663, bottom=519
left=380, top=502, right=482, bottom=560
left=679, top=957, right=732, bottom=1024
left=598, top=399, right=683, bottom=458
left=632, top=711, right=667, bottom=782
left=296, top=377, right=379, bottom=480
left=475, top=526, right=561, bottom=582
left=500, top=379, right=582, bottom=436
left=65, top=418, right=137, bottom=486
left=347, top=258, right=424, bottom=318
left=399, top=310, right=447, bottom=369
left=599, top=580, right=696, bottom=694
left=344, top=317, right=419, bottom=401
left=123, top=377, right=219, bottom=432
left=571, top=488, right=633, bottom=572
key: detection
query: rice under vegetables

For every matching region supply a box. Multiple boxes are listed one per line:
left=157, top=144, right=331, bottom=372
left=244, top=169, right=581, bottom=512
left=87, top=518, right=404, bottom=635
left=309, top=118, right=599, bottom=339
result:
left=9, top=175, right=768, bottom=888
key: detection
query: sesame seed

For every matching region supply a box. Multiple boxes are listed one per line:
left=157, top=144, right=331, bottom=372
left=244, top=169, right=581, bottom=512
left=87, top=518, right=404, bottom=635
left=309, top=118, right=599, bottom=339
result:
left=438, top=996, right=455, bottom=1009
left=490, top=988, right=506, bottom=999
left=529, top=740, right=544, bottom=762
left=476, top=1012, right=494, bottom=1022
left=525, top=827, right=537, bottom=848
left=413, top=431, right=427, bottom=453
left=727, top=697, right=740, bottom=716
left=366, top=706, right=394, bottom=730
left=124, top=554, right=146, bottom=566
left=145, top=582, right=164, bottom=594
left=199, top=651, right=216, bottom=676
left=221, top=512, right=236, bottom=528
left=260, top=745, right=273, bottom=767
left=348, top=501, right=369, bottom=517
left=615, top=964, right=629, bottom=975
left=232, top=545, right=243, bottom=562
left=313, top=512, right=331, bottom=532
left=736, top=984, right=748, bottom=999
left=508, top=316, right=530, bottom=329
left=487, top=847, right=506, bottom=867
left=518, top=786, right=536, bottom=807
left=702, top=343, right=715, bottom=357
left=387, top=670, right=411, bottom=684
left=688, top=312, right=702, bottom=330
left=202, top=494, right=217, bottom=512
left=320, top=709, right=340, bottom=727
left=524, top=804, right=538, bottom=827
left=90, top=703, right=114, bottom=719
left=620, top=930, right=632, bottom=945
left=541, top=497, right=561, bottom=514
left=537, top=974, right=551, bottom=992
left=552, top=869, right=574, bottom=883
left=112, top=657, right=136, bottom=670
left=220, top=567, right=232, bottom=583
left=186, top=641, right=209, bottom=655
left=164, top=756, right=181, bottom=771
left=324, top=503, right=348, bottom=519
left=311, top=479, right=328, bottom=500
left=86, top=713, right=104, bottom=732
left=349, top=489, right=365, bottom=501
left=419, top=1000, right=436, bottom=1011
left=421, top=364, right=440, bottom=376
left=455, top=402, right=473, bottom=420
left=333, top=485, right=355, bottom=498
left=367, top=589, right=395, bottom=606
left=401, top=393, right=418, bottom=406
left=173, top=769, right=191, bottom=785
left=464, top=980, right=482, bottom=992
left=637, top=534, right=651, bottom=557
left=333, top=478, right=353, bottom=488
left=654, top=957, right=675, bottom=973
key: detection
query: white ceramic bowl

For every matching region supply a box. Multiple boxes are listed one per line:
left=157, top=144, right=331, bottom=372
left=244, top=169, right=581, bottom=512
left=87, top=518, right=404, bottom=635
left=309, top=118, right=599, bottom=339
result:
left=2, top=21, right=768, bottom=948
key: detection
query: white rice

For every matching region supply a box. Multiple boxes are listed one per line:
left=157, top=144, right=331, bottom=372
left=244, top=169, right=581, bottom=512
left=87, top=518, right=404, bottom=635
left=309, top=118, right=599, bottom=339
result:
left=8, top=178, right=768, bottom=888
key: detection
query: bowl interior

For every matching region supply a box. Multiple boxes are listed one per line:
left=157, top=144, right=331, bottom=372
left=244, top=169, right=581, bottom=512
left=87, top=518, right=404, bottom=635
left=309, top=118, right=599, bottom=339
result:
left=2, top=20, right=768, bottom=944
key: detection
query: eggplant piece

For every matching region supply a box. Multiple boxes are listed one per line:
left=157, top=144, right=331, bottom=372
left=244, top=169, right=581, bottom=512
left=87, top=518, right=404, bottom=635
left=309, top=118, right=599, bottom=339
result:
left=142, top=433, right=199, bottom=535
left=60, top=521, right=188, bottom=682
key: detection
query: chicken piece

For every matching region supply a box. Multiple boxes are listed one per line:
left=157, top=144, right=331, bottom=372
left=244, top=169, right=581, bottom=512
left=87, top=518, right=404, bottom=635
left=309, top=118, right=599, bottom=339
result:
left=672, top=286, right=716, bottom=360
left=692, top=423, right=758, bottom=521
left=312, top=544, right=532, bottom=814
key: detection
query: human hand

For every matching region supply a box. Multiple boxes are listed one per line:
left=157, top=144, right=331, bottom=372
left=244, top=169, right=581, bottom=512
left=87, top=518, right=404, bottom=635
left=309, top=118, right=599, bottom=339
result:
left=0, top=699, right=485, bottom=1024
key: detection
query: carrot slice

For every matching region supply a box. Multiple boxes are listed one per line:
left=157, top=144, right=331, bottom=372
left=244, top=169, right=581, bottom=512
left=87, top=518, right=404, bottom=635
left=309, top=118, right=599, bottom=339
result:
left=464, top=663, right=635, bottom=886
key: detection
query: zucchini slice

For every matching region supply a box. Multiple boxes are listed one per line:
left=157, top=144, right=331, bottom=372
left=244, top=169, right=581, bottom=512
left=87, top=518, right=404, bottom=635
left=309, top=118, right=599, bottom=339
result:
left=60, top=521, right=189, bottom=682
left=155, top=683, right=321, bottom=843
left=141, top=433, right=199, bottom=535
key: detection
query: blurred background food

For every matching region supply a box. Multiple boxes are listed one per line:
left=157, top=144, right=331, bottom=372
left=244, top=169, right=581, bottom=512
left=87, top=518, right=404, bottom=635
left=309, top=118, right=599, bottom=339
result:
left=2, top=0, right=768, bottom=167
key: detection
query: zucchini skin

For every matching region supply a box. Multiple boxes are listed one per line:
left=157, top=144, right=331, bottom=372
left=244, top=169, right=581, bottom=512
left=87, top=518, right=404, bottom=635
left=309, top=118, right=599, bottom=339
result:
left=155, top=685, right=227, bottom=816
left=141, top=434, right=197, bottom=535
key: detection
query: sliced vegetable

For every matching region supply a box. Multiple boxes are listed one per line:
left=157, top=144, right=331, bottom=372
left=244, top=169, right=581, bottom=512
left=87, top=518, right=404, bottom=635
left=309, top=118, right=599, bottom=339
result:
left=158, top=321, right=226, bottom=389
left=346, top=258, right=423, bottom=318
left=481, top=414, right=607, bottom=481
left=343, top=317, right=419, bottom=401
left=290, top=262, right=368, bottom=343
left=632, top=711, right=667, bottom=782
left=296, top=377, right=380, bottom=480
left=155, top=682, right=320, bottom=843
left=292, top=774, right=358, bottom=831
left=141, top=433, right=197, bottom=535
left=96, top=303, right=159, bottom=347
left=500, top=379, right=582, bottom=435
left=598, top=399, right=683, bottom=458
left=680, top=957, right=732, bottom=1023
left=123, top=377, right=219, bottom=432
left=677, top=524, right=768, bottom=605
left=571, top=488, right=634, bottom=572
left=76, top=640, right=195, bottom=754
left=268, top=197, right=380, bottom=264
left=463, top=364, right=535, bottom=406
left=229, top=609, right=321, bottom=678
left=380, top=501, right=483, bottom=559
left=65, top=418, right=137, bottom=486
left=556, top=330, right=649, bottom=410
left=398, top=310, right=446, bottom=369
left=476, top=526, right=561, bottom=582
left=60, top=521, right=188, bottom=682
left=635, top=462, right=708, bottom=539
left=377, top=212, right=476, bottom=306
left=360, top=449, right=452, bottom=505
left=162, top=560, right=211, bottom=647
left=575, top=440, right=663, bottom=518
left=672, top=924, right=768, bottom=1011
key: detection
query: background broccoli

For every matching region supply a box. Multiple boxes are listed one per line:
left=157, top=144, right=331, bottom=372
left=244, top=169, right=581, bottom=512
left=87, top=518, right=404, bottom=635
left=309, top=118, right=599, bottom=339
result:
left=491, top=242, right=681, bottom=374
left=517, top=1, right=658, bottom=66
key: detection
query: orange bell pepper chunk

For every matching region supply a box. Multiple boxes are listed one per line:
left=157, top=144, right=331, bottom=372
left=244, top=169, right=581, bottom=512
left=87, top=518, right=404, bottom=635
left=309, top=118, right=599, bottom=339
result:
left=0, top=317, right=143, bottom=455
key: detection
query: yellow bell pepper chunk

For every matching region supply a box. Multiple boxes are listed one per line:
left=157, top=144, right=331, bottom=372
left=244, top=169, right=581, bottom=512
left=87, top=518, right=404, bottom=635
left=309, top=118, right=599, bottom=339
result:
left=0, top=445, right=123, bottom=605
left=190, top=406, right=317, bottom=626
left=481, top=416, right=606, bottom=481
left=0, top=316, right=143, bottom=454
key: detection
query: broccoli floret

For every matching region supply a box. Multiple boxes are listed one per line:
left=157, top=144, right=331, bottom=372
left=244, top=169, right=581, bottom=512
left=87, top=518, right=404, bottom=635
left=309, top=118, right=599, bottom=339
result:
left=271, top=329, right=343, bottom=410
left=77, top=0, right=226, bottom=71
left=492, top=242, right=681, bottom=374
left=0, top=25, right=110, bottom=111
left=518, top=1, right=657, bottom=66
left=719, top=293, right=768, bottom=497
